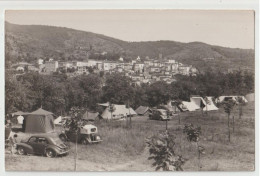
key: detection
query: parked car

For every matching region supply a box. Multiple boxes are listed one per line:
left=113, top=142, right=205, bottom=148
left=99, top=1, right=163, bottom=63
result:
left=149, top=109, right=171, bottom=121
left=59, top=124, right=102, bottom=145
left=16, top=134, right=69, bottom=158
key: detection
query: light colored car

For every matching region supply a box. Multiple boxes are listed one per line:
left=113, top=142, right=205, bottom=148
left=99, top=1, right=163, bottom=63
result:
left=149, top=109, right=171, bottom=121
left=59, top=124, right=102, bottom=145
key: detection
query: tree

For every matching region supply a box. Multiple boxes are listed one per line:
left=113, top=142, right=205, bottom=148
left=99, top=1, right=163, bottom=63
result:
left=78, top=74, right=103, bottom=111
left=171, top=100, right=182, bottom=124
left=183, top=124, right=204, bottom=171
left=64, top=106, right=85, bottom=171
left=146, top=81, right=171, bottom=107
left=222, top=99, right=236, bottom=142
left=102, top=73, right=135, bottom=105
left=236, top=97, right=246, bottom=119
left=146, top=131, right=185, bottom=171
left=108, top=102, right=115, bottom=122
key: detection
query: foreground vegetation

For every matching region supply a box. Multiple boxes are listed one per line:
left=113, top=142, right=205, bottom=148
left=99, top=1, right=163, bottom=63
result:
left=5, top=102, right=255, bottom=171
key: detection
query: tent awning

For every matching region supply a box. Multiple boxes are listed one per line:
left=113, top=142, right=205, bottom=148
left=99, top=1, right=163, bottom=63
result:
left=12, top=111, right=29, bottom=116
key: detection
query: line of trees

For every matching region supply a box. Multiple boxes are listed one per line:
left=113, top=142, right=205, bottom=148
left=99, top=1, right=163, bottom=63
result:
left=5, top=70, right=254, bottom=116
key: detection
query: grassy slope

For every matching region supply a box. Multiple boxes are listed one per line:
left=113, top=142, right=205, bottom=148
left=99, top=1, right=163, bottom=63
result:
left=5, top=102, right=255, bottom=171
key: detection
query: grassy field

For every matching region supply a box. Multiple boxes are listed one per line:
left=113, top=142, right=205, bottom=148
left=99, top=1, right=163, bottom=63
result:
left=5, top=102, right=255, bottom=171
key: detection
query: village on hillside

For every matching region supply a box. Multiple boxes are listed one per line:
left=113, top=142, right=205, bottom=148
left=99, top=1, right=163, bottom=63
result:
left=9, top=54, right=198, bottom=85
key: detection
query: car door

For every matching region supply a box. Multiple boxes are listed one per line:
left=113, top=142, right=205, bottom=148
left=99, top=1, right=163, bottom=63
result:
left=35, top=137, right=48, bottom=154
left=27, top=137, right=38, bottom=154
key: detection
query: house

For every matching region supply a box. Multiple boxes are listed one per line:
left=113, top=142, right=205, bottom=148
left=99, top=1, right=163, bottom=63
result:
left=96, top=62, right=103, bottom=70
left=150, top=66, right=161, bottom=73
left=133, top=63, right=144, bottom=72
left=77, top=66, right=88, bottom=74
left=178, top=65, right=191, bottom=75
left=38, top=59, right=44, bottom=65
left=103, top=61, right=118, bottom=71
left=168, top=59, right=176, bottom=63
left=124, top=63, right=133, bottom=71
left=45, top=61, right=58, bottom=73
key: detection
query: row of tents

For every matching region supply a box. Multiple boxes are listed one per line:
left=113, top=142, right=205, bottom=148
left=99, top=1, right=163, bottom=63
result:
left=135, top=94, right=252, bottom=115
left=10, top=94, right=253, bottom=133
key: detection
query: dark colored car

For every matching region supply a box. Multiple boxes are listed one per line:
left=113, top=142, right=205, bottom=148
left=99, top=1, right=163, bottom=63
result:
left=59, top=124, right=102, bottom=145
left=16, top=134, right=69, bottom=158
left=149, top=109, right=171, bottom=121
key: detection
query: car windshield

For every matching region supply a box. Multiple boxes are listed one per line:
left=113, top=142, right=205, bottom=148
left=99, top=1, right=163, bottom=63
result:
left=51, top=137, right=64, bottom=145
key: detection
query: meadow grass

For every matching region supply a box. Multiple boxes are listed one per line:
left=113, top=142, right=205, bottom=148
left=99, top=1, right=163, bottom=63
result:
left=74, top=101, right=255, bottom=170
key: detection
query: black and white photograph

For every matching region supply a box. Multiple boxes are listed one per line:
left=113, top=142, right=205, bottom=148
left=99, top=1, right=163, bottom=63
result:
left=4, top=9, right=256, bottom=172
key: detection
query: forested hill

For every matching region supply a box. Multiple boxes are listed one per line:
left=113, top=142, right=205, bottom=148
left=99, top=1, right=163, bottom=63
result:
left=5, top=22, right=254, bottom=73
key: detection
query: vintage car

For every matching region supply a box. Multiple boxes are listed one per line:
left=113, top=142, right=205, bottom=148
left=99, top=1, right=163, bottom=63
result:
left=16, top=134, right=69, bottom=158
left=59, top=124, right=102, bottom=145
left=149, top=109, right=171, bottom=121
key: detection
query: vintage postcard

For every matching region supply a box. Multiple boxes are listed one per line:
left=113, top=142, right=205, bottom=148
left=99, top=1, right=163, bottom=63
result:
left=4, top=9, right=255, bottom=172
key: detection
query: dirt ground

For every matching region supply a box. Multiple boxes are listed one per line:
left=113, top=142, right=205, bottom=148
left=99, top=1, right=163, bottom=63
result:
left=5, top=102, right=255, bottom=172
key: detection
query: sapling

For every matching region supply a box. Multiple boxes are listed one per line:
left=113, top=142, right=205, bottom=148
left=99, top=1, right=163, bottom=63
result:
left=146, top=131, right=185, bottom=171
left=183, top=123, right=204, bottom=171
left=222, top=99, right=236, bottom=142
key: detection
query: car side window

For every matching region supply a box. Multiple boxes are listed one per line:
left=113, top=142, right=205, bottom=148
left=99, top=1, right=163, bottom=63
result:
left=38, top=137, right=48, bottom=144
left=28, top=137, right=37, bottom=143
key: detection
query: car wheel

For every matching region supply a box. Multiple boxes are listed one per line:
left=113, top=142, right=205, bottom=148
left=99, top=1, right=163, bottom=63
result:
left=17, top=147, right=26, bottom=155
left=81, top=138, right=88, bottom=145
left=46, top=149, right=57, bottom=158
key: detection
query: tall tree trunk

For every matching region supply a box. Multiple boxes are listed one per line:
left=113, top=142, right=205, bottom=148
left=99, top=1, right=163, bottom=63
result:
left=232, top=115, right=235, bottom=133
left=74, top=132, right=78, bottom=171
left=228, top=114, right=230, bottom=142
left=239, top=104, right=243, bottom=119
left=196, top=142, right=201, bottom=171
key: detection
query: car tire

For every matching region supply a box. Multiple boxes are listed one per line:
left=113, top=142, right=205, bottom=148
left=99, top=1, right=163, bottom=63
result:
left=81, top=138, right=88, bottom=145
left=45, top=149, right=57, bottom=158
left=17, top=147, right=26, bottom=155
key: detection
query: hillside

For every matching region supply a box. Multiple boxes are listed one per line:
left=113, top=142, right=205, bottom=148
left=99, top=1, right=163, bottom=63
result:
left=5, top=22, right=255, bottom=73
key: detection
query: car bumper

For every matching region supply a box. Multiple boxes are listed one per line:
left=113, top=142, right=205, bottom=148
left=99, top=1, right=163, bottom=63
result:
left=57, top=149, right=70, bottom=155
left=89, top=139, right=103, bottom=143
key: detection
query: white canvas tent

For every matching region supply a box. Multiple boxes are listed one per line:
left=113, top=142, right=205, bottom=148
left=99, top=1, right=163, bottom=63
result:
left=190, top=96, right=206, bottom=108
left=181, top=101, right=200, bottom=111
left=54, top=116, right=62, bottom=125
left=101, top=104, right=137, bottom=120
left=245, top=93, right=254, bottom=102
left=203, top=97, right=218, bottom=111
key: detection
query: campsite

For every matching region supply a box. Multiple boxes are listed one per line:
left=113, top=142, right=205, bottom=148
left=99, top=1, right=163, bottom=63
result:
left=5, top=100, right=255, bottom=171
left=4, top=10, right=255, bottom=172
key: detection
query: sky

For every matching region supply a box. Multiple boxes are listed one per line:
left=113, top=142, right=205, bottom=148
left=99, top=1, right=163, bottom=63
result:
left=5, top=10, right=255, bottom=49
